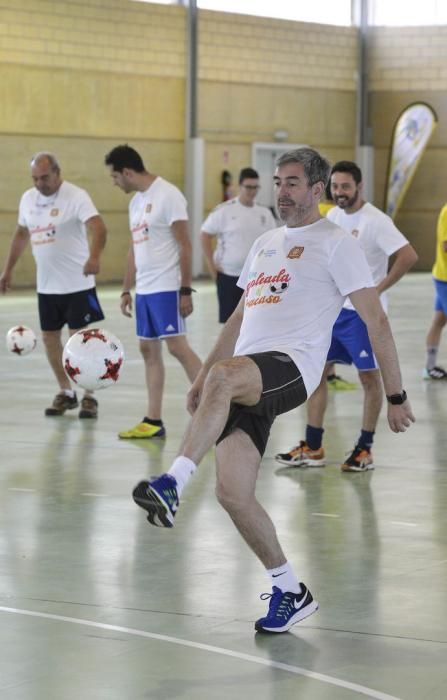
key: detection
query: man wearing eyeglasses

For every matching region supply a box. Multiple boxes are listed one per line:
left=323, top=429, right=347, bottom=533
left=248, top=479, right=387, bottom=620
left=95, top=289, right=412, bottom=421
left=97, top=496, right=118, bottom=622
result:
left=201, top=167, right=277, bottom=322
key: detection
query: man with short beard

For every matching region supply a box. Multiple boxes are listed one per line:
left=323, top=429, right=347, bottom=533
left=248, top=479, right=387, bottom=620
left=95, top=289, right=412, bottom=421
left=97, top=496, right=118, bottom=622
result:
left=275, top=160, right=418, bottom=472
left=132, top=149, right=414, bottom=634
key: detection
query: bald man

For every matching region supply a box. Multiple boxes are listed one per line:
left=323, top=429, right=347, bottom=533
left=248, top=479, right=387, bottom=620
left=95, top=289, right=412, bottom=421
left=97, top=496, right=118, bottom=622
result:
left=0, top=153, right=107, bottom=418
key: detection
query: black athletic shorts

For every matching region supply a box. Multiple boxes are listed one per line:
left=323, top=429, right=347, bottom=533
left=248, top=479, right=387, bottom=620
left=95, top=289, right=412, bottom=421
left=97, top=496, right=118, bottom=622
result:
left=216, top=351, right=307, bottom=457
left=216, top=272, right=244, bottom=324
left=38, top=287, right=105, bottom=331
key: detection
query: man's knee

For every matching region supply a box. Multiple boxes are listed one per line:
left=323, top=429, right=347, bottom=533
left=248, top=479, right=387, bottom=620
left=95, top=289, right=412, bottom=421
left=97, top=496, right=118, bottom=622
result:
left=139, top=339, right=161, bottom=363
left=166, top=337, right=190, bottom=361
left=41, top=330, right=61, bottom=348
left=204, top=360, right=240, bottom=395
left=215, top=478, right=250, bottom=515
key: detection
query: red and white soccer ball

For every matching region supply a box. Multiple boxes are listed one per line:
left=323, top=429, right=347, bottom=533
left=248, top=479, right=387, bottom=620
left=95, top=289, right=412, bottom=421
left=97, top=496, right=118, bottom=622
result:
left=62, top=328, right=124, bottom=392
left=6, top=325, right=37, bottom=356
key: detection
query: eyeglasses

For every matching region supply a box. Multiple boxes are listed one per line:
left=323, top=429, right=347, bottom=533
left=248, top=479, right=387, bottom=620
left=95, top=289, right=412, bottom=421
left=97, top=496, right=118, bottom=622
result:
left=241, top=185, right=260, bottom=191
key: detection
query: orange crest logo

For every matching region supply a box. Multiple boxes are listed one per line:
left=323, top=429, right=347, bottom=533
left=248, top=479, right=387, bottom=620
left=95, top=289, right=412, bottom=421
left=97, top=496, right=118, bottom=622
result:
left=50, top=208, right=59, bottom=216
left=287, top=246, right=304, bottom=259
left=145, top=204, right=152, bottom=213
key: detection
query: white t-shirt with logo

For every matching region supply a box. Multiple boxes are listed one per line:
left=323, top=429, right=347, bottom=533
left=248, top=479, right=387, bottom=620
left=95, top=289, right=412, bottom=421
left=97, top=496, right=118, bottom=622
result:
left=202, top=198, right=277, bottom=276
left=18, top=181, right=99, bottom=294
left=327, top=202, right=408, bottom=312
left=234, top=219, right=375, bottom=396
left=129, top=177, right=189, bottom=294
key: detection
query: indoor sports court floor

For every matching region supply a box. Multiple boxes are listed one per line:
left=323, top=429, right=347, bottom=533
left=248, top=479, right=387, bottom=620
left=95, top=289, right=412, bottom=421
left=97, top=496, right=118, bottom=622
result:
left=1, top=274, right=446, bottom=700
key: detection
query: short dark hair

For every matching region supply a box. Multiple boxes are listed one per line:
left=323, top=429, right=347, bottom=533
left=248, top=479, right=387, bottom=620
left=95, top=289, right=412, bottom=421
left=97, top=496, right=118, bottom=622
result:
left=331, top=160, right=362, bottom=185
left=276, top=148, right=331, bottom=188
left=239, top=167, right=259, bottom=184
left=104, top=144, right=146, bottom=173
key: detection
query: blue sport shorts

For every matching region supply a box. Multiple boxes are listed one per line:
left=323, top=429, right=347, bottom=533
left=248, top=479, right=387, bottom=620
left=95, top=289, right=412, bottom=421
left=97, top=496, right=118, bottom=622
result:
left=327, top=308, right=378, bottom=371
left=433, top=278, right=447, bottom=314
left=135, top=291, right=186, bottom=339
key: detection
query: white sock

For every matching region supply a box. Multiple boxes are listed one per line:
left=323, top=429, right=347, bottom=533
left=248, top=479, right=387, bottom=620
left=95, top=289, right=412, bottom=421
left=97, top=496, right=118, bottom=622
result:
left=267, top=561, right=301, bottom=593
left=168, top=456, right=197, bottom=497
left=62, top=389, right=75, bottom=398
left=426, top=346, right=438, bottom=370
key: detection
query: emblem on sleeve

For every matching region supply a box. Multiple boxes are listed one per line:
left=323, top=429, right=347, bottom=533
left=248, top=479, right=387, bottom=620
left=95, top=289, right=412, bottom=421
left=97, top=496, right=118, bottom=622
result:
left=287, top=246, right=304, bottom=259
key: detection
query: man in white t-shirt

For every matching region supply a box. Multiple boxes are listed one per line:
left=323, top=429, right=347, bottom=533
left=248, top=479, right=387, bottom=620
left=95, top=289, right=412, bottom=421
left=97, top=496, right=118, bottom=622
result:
left=131, top=148, right=414, bottom=634
left=201, top=167, right=277, bottom=322
left=104, top=144, right=202, bottom=439
left=275, top=160, right=418, bottom=472
left=0, top=152, right=107, bottom=418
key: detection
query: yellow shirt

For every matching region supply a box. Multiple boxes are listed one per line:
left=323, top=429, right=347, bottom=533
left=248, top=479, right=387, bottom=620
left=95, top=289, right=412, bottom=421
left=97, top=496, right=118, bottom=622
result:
left=318, top=201, right=335, bottom=217
left=432, top=204, right=447, bottom=281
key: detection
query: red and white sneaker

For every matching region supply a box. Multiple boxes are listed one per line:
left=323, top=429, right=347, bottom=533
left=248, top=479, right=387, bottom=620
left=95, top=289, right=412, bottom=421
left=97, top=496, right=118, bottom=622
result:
left=275, top=441, right=325, bottom=467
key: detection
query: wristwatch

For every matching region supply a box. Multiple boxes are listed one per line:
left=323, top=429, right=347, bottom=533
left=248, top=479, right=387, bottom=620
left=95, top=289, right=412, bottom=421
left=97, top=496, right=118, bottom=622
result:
left=386, top=390, right=407, bottom=405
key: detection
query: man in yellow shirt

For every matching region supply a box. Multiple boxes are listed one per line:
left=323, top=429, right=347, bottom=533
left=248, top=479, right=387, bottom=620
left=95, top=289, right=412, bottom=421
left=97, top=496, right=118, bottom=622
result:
left=425, top=204, right=447, bottom=379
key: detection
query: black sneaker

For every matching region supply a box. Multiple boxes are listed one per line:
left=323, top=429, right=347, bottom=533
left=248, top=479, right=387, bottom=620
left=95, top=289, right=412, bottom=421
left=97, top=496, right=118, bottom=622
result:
left=79, top=396, right=98, bottom=419
left=45, top=392, right=78, bottom=416
left=423, top=366, right=447, bottom=380
left=255, top=584, right=319, bottom=633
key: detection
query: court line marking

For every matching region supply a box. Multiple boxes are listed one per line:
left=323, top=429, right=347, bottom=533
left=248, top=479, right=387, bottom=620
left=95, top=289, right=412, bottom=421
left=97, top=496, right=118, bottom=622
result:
left=8, top=488, right=35, bottom=493
left=389, top=521, right=417, bottom=527
left=0, top=606, right=402, bottom=700
left=80, top=493, right=108, bottom=498
left=311, top=512, right=340, bottom=518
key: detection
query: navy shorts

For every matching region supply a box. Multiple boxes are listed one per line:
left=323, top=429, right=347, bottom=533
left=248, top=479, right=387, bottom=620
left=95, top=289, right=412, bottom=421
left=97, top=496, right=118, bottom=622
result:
left=38, top=287, right=105, bottom=331
left=216, top=272, right=244, bottom=323
left=136, top=291, right=186, bottom=339
left=327, top=308, right=378, bottom=371
left=217, top=351, right=307, bottom=457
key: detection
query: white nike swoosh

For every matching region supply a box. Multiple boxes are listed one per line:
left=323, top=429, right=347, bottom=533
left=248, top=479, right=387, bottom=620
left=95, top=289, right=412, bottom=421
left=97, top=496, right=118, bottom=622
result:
left=294, top=592, right=310, bottom=609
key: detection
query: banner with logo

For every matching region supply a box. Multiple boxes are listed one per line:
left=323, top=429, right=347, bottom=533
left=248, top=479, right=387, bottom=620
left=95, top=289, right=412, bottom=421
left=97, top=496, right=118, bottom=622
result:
left=385, top=102, right=437, bottom=219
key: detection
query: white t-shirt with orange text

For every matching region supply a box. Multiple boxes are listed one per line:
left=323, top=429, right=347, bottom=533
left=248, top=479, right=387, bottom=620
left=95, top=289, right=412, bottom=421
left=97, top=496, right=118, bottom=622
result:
left=129, top=177, right=188, bottom=294
left=18, top=181, right=99, bottom=294
left=235, top=219, right=375, bottom=396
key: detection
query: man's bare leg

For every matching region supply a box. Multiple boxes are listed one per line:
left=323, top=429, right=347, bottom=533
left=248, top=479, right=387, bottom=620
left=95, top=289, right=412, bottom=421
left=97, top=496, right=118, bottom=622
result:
left=215, top=429, right=286, bottom=569
left=165, top=335, right=202, bottom=383
left=140, top=338, right=165, bottom=420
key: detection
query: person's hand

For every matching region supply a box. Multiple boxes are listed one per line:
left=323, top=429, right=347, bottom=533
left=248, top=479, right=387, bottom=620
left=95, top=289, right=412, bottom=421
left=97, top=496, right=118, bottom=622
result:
left=180, top=294, right=193, bottom=318
left=186, top=370, right=207, bottom=415
left=387, top=400, right=415, bottom=433
left=120, top=292, right=133, bottom=318
left=0, top=270, right=12, bottom=294
left=83, top=256, right=100, bottom=276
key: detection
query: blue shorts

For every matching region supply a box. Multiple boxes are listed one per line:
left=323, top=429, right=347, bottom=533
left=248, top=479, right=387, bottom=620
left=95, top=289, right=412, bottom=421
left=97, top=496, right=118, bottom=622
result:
left=327, top=308, right=378, bottom=371
left=135, top=291, right=186, bottom=340
left=433, top=278, right=447, bottom=314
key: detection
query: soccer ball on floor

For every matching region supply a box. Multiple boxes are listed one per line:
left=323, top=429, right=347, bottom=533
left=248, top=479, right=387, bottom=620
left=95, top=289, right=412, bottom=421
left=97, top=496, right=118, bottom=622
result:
left=62, top=328, right=124, bottom=392
left=6, top=325, right=37, bottom=355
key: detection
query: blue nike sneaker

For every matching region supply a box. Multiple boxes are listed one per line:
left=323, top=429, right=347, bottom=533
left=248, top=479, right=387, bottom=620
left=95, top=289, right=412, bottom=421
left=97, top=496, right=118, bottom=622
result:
left=255, top=584, right=318, bottom=633
left=132, top=474, right=179, bottom=528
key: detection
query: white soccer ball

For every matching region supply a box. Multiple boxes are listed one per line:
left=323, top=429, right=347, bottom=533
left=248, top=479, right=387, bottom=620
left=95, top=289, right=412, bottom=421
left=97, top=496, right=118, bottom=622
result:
left=6, top=325, right=37, bottom=356
left=62, top=328, right=124, bottom=392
